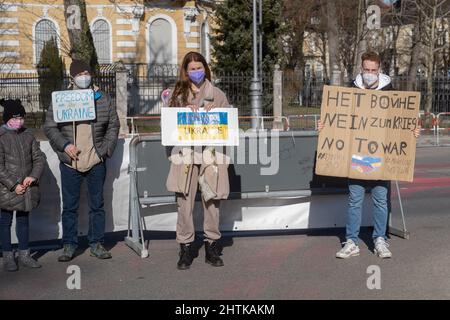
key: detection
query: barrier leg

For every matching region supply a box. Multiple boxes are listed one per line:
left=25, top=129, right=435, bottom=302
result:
left=437, top=125, right=440, bottom=146
left=434, top=126, right=437, bottom=146
left=125, top=170, right=148, bottom=258
left=387, top=180, right=410, bottom=239
left=125, top=138, right=149, bottom=258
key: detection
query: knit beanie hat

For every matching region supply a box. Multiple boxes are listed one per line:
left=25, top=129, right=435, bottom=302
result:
left=0, top=99, right=26, bottom=124
left=69, top=59, right=91, bottom=77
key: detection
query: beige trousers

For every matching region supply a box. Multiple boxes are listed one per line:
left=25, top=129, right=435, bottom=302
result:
left=176, top=164, right=221, bottom=244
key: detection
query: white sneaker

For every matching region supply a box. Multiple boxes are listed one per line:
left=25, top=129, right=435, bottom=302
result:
left=374, top=237, right=392, bottom=258
left=336, top=239, right=360, bottom=259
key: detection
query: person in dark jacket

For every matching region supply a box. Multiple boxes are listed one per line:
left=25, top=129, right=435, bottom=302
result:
left=0, top=99, right=46, bottom=271
left=44, top=59, right=119, bottom=262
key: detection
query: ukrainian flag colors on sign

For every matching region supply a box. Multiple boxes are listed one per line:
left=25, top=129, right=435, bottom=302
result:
left=177, top=112, right=229, bottom=141
left=161, top=108, right=239, bottom=146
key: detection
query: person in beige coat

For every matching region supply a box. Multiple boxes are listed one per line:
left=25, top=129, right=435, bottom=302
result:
left=165, top=52, right=231, bottom=270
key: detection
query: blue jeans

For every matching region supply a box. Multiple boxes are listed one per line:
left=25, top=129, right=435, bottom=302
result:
left=60, top=162, right=106, bottom=248
left=346, top=179, right=389, bottom=244
left=0, top=210, right=29, bottom=252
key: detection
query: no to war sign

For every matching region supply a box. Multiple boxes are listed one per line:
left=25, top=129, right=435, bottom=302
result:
left=51, top=89, right=96, bottom=123
left=315, top=85, right=421, bottom=182
left=161, top=107, right=239, bottom=146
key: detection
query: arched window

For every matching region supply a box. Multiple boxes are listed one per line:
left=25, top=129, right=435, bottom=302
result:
left=148, top=18, right=173, bottom=65
left=200, top=21, right=210, bottom=62
left=91, top=19, right=111, bottom=64
left=34, top=19, right=58, bottom=64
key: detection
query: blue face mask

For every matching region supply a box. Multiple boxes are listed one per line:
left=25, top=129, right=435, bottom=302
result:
left=362, top=73, right=378, bottom=86
left=188, top=70, right=206, bottom=85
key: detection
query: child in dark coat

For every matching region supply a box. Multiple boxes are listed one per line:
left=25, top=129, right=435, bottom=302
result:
left=0, top=99, right=46, bottom=271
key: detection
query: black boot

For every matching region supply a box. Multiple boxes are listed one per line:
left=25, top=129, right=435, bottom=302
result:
left=205, top=241, right=224, bottom=267
left=177, top=243, right=193, bottom=270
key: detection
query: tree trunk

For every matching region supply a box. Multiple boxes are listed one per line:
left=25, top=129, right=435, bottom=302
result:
left=63, top=0, right=98, bottom=68
left=353, top=0, right=369, bottom=78
left=326, top=0, right=341, bottom=85
left=426, top=5, right=437, bottom=113
left=444, top=18, right=450, bottom=72
left=392, top=25, right=400, bottom=77
left=320, top=32, right=328, bottom=81
left=407, top=23, right=422, bottom=91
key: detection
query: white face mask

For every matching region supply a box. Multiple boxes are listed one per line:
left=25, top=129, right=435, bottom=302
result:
left=74, top=75, right=91, bottom=89
left=362, top=73, right=379, bottom=86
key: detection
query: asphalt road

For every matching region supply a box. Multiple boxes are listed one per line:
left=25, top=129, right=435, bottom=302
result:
left=1, top=146, right=450, bottom=300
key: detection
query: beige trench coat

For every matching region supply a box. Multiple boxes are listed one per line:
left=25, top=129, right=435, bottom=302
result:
left=165, top=79, right=232, bottom=199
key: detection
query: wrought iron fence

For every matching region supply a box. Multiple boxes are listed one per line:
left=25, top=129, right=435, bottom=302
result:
left=126, top=64, right=274, bottom=116
left=2, top=62, right=450, bottom=128
left=282, top=70, right=328, bottom=111
left=126, top=64, right=179, bottom=116
left=283, top=72, right=450, bottom=114
left=391, top=75, right=450, bottom=112
left=213, top=72, right=273, bottom=117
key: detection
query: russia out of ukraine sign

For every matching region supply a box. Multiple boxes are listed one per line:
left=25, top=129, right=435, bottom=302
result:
left=51, top=89, right=96, bottom=123
left=161, top=107, right=239, bottom=146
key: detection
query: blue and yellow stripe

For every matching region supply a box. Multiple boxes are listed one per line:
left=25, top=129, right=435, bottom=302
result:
left=177, top=112, right=228, bottom=141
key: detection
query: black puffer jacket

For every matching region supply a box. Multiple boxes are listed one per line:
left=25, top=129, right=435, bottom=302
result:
left=0, top=126, right=46, bottom=212
left=43, top=89, right=120, bottom=165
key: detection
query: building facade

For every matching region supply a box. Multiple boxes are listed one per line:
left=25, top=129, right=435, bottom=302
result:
left=0, top=0, right=215, bottom=73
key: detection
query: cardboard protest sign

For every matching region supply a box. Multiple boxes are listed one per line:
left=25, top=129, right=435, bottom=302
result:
left=51, top=89, right=96, bottom=123
left=161, top=107, right=239, bottom=146
left=315, top=85, right=421, bottom=182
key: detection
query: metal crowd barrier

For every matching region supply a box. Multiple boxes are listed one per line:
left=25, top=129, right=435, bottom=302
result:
left=125, top=115, right=290, bottom=134
left=125, top=130, right=411, bottom=258
left=239, top=115, right=289, bottom=130
left=125, top=131, right=320, bottom=257
left=436, top=112, right=450, bottom=146
left=417, top=112, right=437, bottom=147
left=126, top=111, right=449, bottom=146
left=286, top=114, right=319, bottom=131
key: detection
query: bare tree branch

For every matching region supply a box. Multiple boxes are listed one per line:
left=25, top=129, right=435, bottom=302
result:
left=434, top=43, right=450, bottom=52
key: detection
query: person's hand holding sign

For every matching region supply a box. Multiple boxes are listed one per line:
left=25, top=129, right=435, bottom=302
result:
left=204, top=103, right=215, bottom=112
left=22, top=177, right=36, bottom=188
left=413, top=120, right=421, bottom=138
left=15, top=184, right=26, bottom=195
left=316, top=119, right=324, bottom=132
left=65, top=144, right=80, bottom=160
left=187, top=104, right=199, bottom=112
